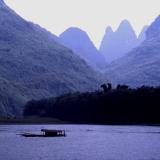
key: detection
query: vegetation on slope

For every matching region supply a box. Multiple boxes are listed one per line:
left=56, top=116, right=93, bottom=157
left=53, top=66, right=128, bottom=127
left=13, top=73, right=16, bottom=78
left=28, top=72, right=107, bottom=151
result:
left=24, top=84, right=160, bottom=124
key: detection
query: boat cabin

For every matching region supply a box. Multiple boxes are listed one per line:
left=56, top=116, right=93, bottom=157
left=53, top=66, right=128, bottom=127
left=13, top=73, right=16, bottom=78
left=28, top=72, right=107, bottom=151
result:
left=41, top=129, right=66, bottom=137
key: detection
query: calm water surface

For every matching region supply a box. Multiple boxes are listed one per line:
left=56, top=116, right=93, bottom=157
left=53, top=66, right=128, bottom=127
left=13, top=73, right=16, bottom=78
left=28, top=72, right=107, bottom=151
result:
left=0, top=125, right=160, bottom=160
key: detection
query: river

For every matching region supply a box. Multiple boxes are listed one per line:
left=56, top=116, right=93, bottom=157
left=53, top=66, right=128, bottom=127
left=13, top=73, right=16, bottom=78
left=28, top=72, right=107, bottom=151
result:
left=0, top=125, right=160, bottom=160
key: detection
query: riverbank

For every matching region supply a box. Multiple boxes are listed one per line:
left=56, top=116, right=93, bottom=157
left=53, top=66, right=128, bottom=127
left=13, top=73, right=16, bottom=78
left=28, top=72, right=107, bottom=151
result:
left=0, top=117, right=160, bottom=126
left=0, top=117, right=67, bottom=125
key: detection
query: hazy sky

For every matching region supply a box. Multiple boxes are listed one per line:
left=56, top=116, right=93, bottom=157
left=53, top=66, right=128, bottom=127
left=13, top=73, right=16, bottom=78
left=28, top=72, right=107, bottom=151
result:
left=4, top=0, right=160, bottom=48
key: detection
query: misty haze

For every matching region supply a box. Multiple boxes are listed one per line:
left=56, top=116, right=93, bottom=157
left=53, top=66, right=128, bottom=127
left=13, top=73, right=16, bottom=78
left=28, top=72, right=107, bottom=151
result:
left=0, top=0, right=160, bottom=160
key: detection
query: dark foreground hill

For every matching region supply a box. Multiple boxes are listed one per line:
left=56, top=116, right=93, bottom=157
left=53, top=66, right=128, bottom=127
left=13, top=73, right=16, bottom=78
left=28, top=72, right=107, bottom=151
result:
left=0, top=0, right=104, bottom=116
left=24, top=84, right=160, bottom=124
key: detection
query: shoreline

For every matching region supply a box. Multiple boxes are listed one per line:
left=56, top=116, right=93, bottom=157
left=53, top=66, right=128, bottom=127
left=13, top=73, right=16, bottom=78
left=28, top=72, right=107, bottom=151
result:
left=0, top=117, right=68, bottom=125
left=0, top=118, right=160, bottom=126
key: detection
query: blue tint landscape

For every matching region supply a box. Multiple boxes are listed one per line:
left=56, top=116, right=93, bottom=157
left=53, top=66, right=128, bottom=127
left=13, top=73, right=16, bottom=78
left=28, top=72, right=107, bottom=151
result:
left=0, top=0, right=160, bottom=116
left=0, top=0, right=160, bottom=159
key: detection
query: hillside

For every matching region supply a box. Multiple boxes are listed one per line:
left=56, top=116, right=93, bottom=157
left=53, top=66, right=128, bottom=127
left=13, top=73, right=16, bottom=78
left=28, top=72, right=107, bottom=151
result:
left=0, top=0, right=104, bottom=116
left=105, top=16, right=160, bottom=87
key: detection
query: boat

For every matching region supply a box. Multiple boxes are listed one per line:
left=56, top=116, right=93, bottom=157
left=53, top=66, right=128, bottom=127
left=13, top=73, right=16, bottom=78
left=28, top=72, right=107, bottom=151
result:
left=20, top=129, right=66, bottom=137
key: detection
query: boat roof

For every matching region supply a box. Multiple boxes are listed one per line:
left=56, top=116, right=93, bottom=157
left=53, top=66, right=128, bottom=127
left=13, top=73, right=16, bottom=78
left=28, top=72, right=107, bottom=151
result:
left=41, top=129, right=64, bottom=133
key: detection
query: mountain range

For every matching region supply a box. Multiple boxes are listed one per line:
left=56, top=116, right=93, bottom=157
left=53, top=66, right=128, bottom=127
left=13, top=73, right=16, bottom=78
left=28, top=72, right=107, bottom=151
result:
left=105, top=16, right=160, bottom=87
left=0, top=0, right=104, bottom=116
left=99, top=20, right=147, bottom=63
left=1, top=0, right=160, bottom=116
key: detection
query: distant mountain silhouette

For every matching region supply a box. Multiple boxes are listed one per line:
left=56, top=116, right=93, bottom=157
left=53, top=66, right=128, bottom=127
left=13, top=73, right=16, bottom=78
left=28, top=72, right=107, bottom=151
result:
left=105, top=16, right=160, bottom=87
left=99, top=20, right=146, bottom=63
left=59, top=27, right=107, bottom=71
left=0, top=0, right=104, bottom=116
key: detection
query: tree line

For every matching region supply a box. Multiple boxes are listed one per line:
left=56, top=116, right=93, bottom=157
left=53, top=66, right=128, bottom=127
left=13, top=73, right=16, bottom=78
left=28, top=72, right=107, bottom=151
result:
left=23, top=84, right=160, bottom=124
